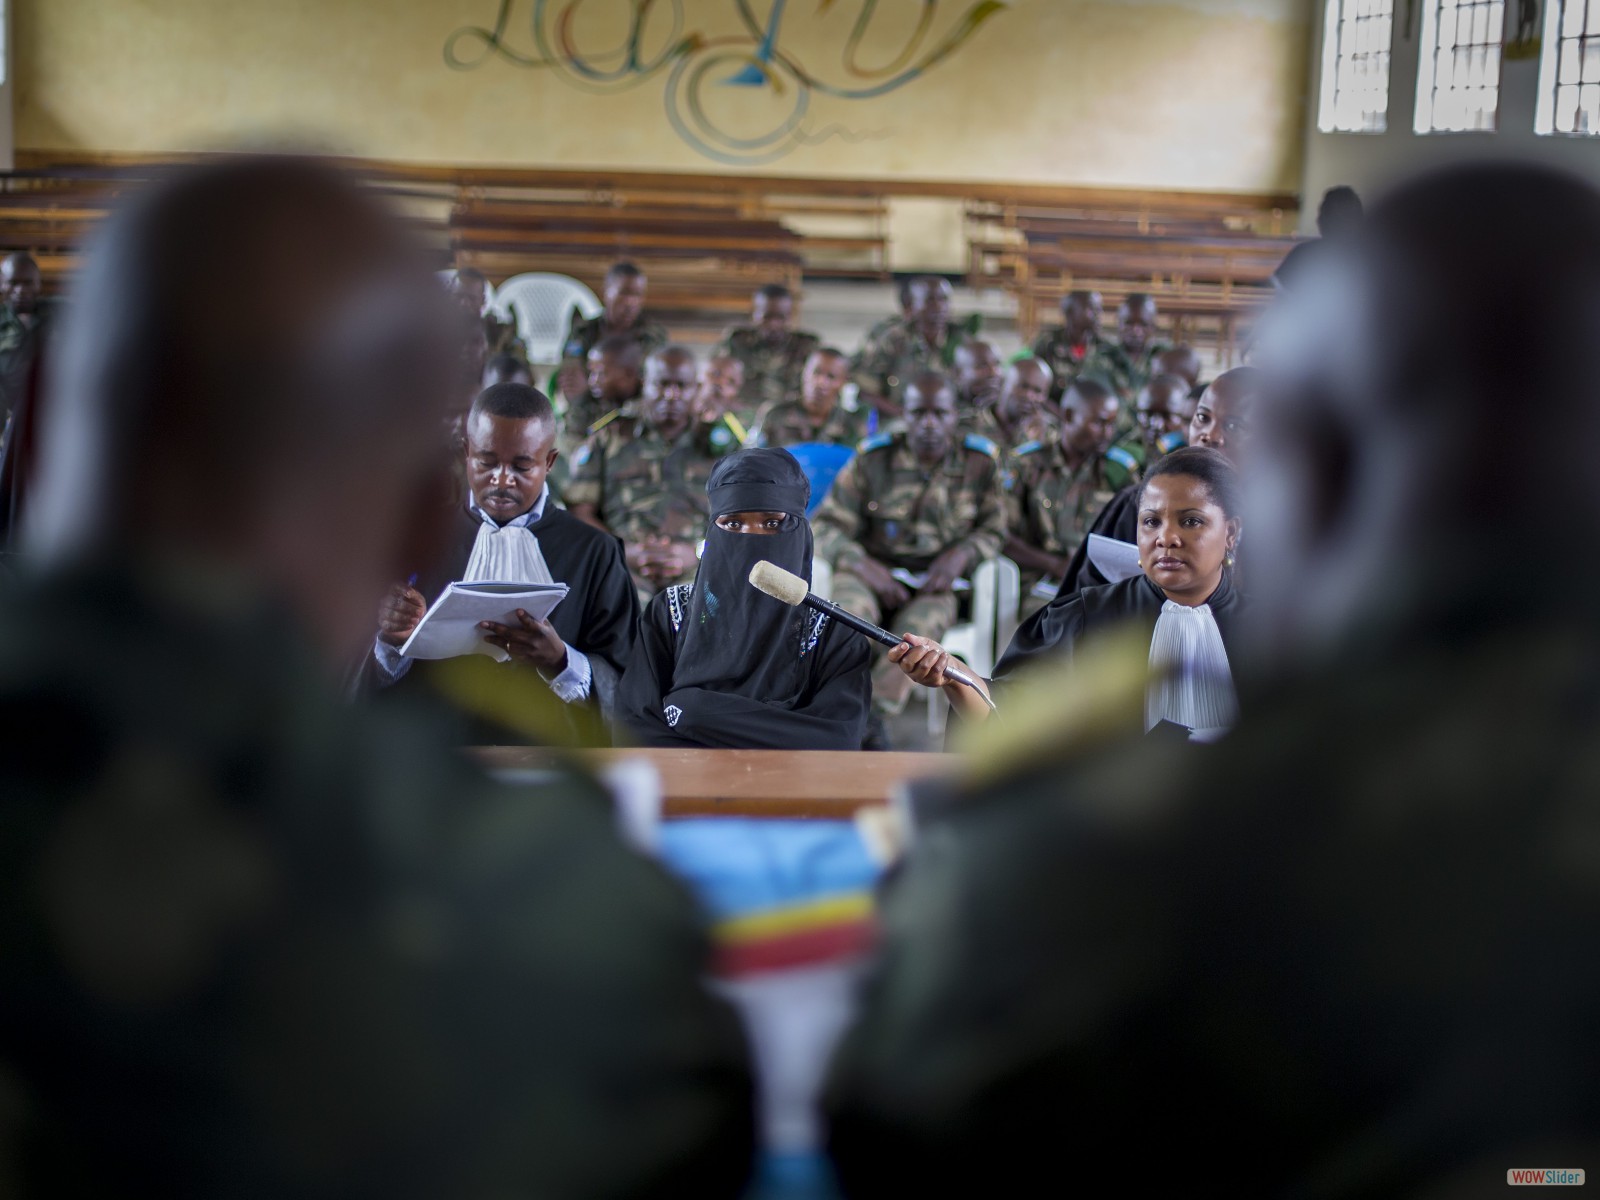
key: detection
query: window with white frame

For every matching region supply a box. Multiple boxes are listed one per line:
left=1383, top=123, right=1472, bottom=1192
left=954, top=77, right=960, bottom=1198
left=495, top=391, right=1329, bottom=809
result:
left=1415, top=0, right=1506, bottom=131
left=1537, top=0, right=1600, bottom=134
left=1318, top=0, right=1397, bottom=132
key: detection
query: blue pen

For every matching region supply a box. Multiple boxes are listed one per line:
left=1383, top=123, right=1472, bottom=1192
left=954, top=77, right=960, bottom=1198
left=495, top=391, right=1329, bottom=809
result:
left=406, top=572, right=419, bottom=588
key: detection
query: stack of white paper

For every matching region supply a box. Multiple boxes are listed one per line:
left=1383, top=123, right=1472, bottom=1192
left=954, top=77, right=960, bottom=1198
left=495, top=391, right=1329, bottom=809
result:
left=399, top=580, right=568, bottom=661
left=1087, top=533, right=1142, bottom=584
left=889, top=568, right=971, bottom=592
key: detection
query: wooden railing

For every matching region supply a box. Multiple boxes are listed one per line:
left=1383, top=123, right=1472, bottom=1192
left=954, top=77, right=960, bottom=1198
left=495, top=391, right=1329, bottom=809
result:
left=3, top=152, right=1298, bottom=352
left=964, top=195, right=1298, bottom=354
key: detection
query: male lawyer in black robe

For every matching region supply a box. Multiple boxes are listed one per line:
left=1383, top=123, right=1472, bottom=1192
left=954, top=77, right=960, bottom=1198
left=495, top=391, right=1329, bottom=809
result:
left=367, top=382, right=638, bottom=729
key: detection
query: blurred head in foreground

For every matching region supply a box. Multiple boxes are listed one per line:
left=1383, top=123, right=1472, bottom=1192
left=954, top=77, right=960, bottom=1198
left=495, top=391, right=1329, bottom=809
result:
left=825, top=163, right=1600, bottom=1196
left=1, top=158, right=758, bottom=1199
left=27, top=155, right=457, bottom=663
left=1250, top=162, right=1600, bottom=663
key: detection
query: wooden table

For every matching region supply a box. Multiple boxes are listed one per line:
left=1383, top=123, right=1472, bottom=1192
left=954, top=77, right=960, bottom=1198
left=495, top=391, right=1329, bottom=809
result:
left=471, top=747, right=951, bottom=819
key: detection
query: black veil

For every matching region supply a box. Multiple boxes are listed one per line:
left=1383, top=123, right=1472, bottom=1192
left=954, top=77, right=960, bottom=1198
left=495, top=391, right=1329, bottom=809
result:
left=670, top=448, right=813, bottom=704
left=616, top=446, right=870, bottom=749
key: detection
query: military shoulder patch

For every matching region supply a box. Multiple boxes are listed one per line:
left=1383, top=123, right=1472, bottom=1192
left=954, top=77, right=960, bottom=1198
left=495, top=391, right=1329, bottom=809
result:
left=857, top=432, right=895, bottom=454
left=569, top=443, right=592, bottom=469
left=963, top=433, right=1000, bottom=459
left=1105, top=445, right=1140, bottom=473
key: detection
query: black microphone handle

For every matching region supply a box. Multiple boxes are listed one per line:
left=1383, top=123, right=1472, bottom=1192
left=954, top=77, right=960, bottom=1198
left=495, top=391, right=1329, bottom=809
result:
left=798, top=591, right=903, bottom=648
left=798, top=591, right=995, bottom=706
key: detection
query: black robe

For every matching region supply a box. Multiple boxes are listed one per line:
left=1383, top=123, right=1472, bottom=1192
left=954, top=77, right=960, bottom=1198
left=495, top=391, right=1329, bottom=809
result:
left=364, top=504, right=639, bottom=737
left=1053, top=482, right=1140, bottom=600
left=996, top=572, right=1246, bottom=686
left=617, top=583, right=871, bottom=750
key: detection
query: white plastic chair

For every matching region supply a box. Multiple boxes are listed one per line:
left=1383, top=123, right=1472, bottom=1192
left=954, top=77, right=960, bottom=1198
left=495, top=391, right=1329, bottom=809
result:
left=924, top=556, right=1021, bottom=738
left=492, top=273, right=603, bottom=368
left=994, top=555, right=1024, bottom=663
left=811, top=559, right=834, bottom=602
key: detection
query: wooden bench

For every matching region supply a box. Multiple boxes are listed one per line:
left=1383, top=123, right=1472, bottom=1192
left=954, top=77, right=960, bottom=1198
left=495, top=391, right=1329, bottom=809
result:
left=3, top=153, right=1297, bottom=337
left=452, top=197, right=885, bottom=281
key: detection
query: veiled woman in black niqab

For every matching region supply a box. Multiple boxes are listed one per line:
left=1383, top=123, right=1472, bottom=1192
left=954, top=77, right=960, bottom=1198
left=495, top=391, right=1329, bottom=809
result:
left=615, top=448, right=871, bottom=749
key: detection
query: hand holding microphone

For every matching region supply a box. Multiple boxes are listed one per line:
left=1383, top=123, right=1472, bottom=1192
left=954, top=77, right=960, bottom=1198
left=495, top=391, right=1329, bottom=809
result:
left=749, top=560, right=998, bottom=712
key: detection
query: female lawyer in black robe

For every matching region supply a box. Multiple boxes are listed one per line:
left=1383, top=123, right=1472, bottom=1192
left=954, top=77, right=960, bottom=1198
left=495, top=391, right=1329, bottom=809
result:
left=1055, top=366, right=1258, bottom=599
left=894, top=446, right=1246, bottom=739
left=616, top=448, right=871, bottom=750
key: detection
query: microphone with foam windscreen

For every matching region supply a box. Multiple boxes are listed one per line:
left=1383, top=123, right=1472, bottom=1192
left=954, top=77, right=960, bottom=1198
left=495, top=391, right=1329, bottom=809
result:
left=749, top=560, right=997, bottom=711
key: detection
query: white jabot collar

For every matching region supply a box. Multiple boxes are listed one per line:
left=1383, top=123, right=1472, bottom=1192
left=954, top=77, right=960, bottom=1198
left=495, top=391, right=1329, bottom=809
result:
left=462, top=485, right=555, bottom=589
left=1146, top=600, right=1238, bottom=741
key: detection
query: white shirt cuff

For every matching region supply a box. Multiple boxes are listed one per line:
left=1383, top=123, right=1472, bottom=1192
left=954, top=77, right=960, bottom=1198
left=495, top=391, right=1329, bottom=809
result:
left=372, top=636, right=413, bottom=684
left=542, top=644, right=592, bottom=703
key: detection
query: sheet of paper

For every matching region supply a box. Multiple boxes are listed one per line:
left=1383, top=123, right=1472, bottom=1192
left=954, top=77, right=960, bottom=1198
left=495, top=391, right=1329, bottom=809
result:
left=1087, top=534, right=1142, bottom=584
left=889, top=568, right=970, bottom=593
left=399, top=580, right=569, bottom=661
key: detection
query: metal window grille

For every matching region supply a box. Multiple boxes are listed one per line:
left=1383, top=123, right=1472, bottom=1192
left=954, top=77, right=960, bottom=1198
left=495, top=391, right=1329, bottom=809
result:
left=1415, top=0, right=1506, bottom=131
left=1319, top=0, right=1396, bottom=132
left=1537, top=0, right=1600, bottom=134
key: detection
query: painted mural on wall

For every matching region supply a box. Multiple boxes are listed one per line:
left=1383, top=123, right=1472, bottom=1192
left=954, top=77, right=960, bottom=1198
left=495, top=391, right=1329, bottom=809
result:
left=445, top=0, right=1010, bottom=165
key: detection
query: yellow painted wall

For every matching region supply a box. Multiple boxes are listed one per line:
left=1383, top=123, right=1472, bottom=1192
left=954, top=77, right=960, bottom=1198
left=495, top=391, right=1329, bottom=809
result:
left=16, top=0, right=1311, bottom=191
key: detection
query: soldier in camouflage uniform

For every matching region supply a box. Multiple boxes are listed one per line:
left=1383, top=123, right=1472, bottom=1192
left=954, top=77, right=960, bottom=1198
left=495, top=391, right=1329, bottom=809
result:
left=752, top=347, right=869, bottom=449
left=717, top=283, right=821, bottom=427
left=546, top=334, right=644, bottom=504
left=0, top=253, right=57, bottom=428
left=481, top=353, right=533, bottom=388
left=449, top=266, right=526, bottom=363
left=850, top=276, right=980, bottom=418
left=812, top=370, right=1006, bottom=719
left=565, top=333, right=644, bottom=448
left=555, top=261, right=669, bottom=410
left=696, top=352, right=751, bottom=456
left=566, top=346, right=720, bottom=602
left=1108, top=371, right=1195, bottom=475
left=0, top=157, right=755, bottom=1200
left=1003, top=377, right=1128, bottom=615
left=1101, top=292, right=1172, bottom=401
left=1158, top=344, right=1205, bottom=396
left=967, top=357, right=1059, bottom=461
left=1031, top=289, right=1117, bottom=403
left=857, top=277, right=916, bottom=349
left=952, top=338, right=1002, bottom=420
